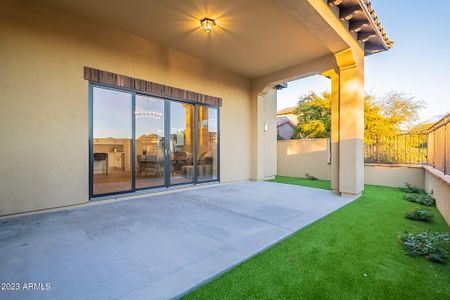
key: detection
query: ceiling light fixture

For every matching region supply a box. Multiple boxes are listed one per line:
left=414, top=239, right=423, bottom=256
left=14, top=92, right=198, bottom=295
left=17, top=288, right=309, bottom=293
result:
left=200, top=17, right=215, bottom=33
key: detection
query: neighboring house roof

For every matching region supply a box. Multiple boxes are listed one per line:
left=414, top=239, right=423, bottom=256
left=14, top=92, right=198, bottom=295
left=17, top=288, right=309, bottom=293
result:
left=277, top=117, right=295, bottom=140
left=277, top=116, right=295, bottom=127
left=277, top=107, right=296, bottom=116
left=277, top=116, right=296, bottom=140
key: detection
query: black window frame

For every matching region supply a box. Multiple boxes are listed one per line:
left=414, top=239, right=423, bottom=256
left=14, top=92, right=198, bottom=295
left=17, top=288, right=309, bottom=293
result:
left=88, top=83, right=220, bottom=199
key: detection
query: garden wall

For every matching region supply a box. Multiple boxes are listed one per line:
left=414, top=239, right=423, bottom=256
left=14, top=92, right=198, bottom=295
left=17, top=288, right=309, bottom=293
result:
left=277, top=139, right=425, bottom=187
left=364, top=164, right=424, bottom=188
left=277, top=138, right=450, bottom=225
left=277, top=139, right=330, bottom=180
left=424, top=166, right=450, bottom=225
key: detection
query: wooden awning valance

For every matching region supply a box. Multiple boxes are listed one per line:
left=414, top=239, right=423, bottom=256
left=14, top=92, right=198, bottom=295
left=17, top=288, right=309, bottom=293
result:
left=84, top=67, right=222, bottom=107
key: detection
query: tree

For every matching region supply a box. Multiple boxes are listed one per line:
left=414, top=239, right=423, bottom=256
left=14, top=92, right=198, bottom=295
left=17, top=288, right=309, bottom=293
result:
left=292, top=92, right=331, bottom=138
left=380, top=92, right=423, bottom=130
left=366, top=92, right=424, bottom=143
left=364, top=94, right=394, bottom=144
left=292, top=91, right=425, bottom=141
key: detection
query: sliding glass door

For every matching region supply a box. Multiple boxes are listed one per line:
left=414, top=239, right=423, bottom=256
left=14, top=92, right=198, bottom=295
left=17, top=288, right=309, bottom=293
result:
left=90, top=85, right=219, bottom=197
left=169, top=102, right=194, bottom=185
left=91, top=87, right=132, bottom=195
left=135, top=95, right=165, bottom=189
left=197, top=106, right=218, bottom=182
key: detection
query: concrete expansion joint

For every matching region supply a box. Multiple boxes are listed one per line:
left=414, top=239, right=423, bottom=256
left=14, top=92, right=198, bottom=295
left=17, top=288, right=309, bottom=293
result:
left=186, top=196, right=295, bottom=232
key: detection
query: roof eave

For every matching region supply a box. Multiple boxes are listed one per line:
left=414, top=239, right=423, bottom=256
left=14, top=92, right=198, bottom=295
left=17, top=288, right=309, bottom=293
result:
left=328, top=0, right=393, bottom=55
left=357, top=0, right=393, bottom=52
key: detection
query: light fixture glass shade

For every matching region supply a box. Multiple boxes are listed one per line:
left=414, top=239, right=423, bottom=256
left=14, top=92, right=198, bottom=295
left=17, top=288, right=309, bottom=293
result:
left=200, top=18, right=215, bottom=33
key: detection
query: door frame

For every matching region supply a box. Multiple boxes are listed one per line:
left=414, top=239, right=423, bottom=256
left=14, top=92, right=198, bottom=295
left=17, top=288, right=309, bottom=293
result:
left=166, top=100, right=196, bottom=187
left=88, top=83, right=220, bottom=199
left=134, top=93, right=167, bottom=192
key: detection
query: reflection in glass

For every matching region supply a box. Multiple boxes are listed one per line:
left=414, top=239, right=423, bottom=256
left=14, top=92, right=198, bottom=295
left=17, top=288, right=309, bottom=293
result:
left=92, top=87, right=132, bottom=195
left=170, top=102, right=194, bottom=184
left=91, top=87, right=220, bottom=196
left=135, top=95, right=165, bottom=188
left=197, top=106, right=218, bottom=181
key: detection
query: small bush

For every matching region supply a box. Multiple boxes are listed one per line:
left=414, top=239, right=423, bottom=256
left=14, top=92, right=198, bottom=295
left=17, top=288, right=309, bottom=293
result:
left=405, top=207, right=433, bottom=222
left=400, top=183, right=425, bottom=194
left=404, top=193, right=436, bottom=206
left=399, top=231, right=450, bottom=264
left=305, top=173, right=318, bottom=180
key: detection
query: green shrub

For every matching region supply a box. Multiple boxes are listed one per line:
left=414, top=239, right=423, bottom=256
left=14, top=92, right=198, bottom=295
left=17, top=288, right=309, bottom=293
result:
left=404, top=193, right=436, bottom=206
left=404, top=207, right=433, bottom=222
left=305, top=173, right=318, bottom=180
left=400, top=183, right=425, bottom=194
left=399, top=231, right=450, bottom=264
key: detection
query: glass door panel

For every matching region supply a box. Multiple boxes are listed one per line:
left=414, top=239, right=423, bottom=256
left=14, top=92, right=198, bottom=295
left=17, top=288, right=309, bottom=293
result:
left=197, top=106, right=218, bottom=181
left=92, top=87, right=132, bottom=195
left=135, top=95, right=165, bottom=189
left=90, top=87, right=220, bottom=198
left=170, top=102, right=194, bottom=184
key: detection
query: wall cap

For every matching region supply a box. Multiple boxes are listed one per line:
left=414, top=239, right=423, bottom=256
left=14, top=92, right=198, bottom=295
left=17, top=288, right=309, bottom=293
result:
left=277, top=138, right=330, bottom=142
left=424, top=165, right=450, bottom=185
left=365, top=163, right=425, bottom=169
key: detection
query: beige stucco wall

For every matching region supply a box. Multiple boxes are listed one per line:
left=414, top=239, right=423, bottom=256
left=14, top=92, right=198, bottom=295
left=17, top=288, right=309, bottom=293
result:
left=0, top=1, right=252, bottom=215
left=277, top=139, right=330, bottom=180
left=277, top=138, right=450, bottom=224
left=424, top=166, right=450, bottom=225
left=277, top=139, right=425, bottom=188
left=263, top=90, right=278, bottom=179
left=364, top=164, right=425, bottom=188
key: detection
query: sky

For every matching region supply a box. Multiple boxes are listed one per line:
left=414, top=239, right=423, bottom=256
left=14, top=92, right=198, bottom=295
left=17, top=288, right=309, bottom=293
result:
left=277, top=0, right=450, bottom=123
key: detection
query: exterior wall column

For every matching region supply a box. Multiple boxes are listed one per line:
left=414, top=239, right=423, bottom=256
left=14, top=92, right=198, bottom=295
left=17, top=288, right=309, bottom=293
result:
left=335, top=49, right=365, bottom=196
left=250, top=88, right=277, bottom=180
left=322, top=69, right=340, bottom=194
left=263, top=89, right=278, bottom=179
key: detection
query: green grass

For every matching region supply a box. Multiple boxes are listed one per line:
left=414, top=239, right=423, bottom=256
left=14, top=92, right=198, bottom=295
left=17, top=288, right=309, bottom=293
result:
left=185, top=178, right=450, bottom=299
left=266, top=176, right=332, bottom=190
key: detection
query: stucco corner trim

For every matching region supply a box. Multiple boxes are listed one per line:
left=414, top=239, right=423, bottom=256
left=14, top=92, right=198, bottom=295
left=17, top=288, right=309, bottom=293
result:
left=83, top=67, right=222, bottom=107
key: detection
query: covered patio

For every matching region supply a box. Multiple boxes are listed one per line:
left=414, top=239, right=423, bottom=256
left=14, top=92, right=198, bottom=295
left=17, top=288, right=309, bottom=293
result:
left=0, top=0, right=391, bottom=216
left=0, top=181, right=353, bottom=299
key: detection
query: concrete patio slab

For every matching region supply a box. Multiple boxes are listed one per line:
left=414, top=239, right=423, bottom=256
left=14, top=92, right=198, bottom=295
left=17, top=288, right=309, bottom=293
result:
left=0, top=181, right=355, bottom=300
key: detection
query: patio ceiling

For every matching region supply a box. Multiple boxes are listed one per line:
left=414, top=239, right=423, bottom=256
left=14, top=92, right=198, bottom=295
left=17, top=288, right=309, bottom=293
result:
left=40, top=0, right=335, bottom=78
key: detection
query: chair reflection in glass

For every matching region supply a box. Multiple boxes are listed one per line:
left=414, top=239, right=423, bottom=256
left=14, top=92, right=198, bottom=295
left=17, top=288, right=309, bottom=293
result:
left=93, top=152, right=108, bottom=174
left=137, top=155, right=163, bottom=177
left=197, top=152, right=213, bottom=179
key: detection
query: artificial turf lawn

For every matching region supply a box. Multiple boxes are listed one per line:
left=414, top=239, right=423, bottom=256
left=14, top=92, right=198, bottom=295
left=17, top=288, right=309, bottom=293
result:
left=185, top=178, right=450, bottom=299
left=267, top=176, right=332, bottom=190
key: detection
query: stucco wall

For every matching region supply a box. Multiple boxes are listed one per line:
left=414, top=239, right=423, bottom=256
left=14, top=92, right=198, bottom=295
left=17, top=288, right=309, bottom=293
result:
left=277, top=139, right=425, bottom=188
left=364, top=164, right=424, bottom=188
left=424, top=166, right=450, bottom=225
left=277, top=139, right=330, bottom=180
left=263, top=90, right=278, bottom=179
left=0, top=1, right=252, bottom=215
left=277, top=138, right=450, bottom=224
